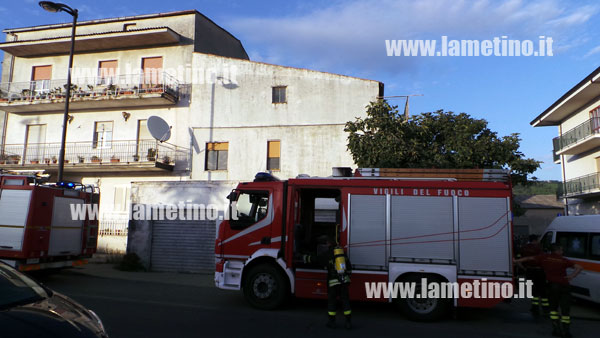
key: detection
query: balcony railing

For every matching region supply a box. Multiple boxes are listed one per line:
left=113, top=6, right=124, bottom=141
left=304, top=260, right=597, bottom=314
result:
left=558, top=172, right=600, bottom=198
left=553, top=117, right=600, bottom=155
left=0, top=72, right=179, bottom=112
left=0, top=139, right=189, bottom=170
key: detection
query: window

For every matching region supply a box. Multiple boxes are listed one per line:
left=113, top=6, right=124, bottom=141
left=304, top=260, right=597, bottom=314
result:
left=206, top=142, right=228, bottom=170
left=267, top=140, right=280, bottom=171
left=272, top=86, right=286, bottom=103
left=98, top=60, right=118, bottom=85
left=93, top=121, right=113, bottom=149
left=556, top=232, right=588, bottom=258
left=541, top=231, right=553, bottom=252
left=591, top=105, right=600, bottom=133
left=230, top=190, right=269, bottom=230
left=31, top=65, right=52, bottom=94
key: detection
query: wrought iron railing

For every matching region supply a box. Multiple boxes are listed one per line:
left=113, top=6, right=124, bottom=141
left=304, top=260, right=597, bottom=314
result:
left=0, top=139, right=189, bottom=167
left=0, top=72, right=179, bottom=102
left=558, top=172, right=600, bottom=198
left=553, top=117, right=600, bottom=154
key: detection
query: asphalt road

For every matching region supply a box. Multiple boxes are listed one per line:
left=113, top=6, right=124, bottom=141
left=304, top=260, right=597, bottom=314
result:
left=35, top=270, right=600, bottom=338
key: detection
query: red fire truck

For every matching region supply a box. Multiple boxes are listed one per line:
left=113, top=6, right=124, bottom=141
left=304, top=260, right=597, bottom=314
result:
left=0, top=174, right=99, bottom=271
left=215, top=168, right=514, bottom=320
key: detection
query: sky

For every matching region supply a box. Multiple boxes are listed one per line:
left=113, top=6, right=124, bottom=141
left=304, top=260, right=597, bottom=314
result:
left=2, top=0, right=600, bottom=180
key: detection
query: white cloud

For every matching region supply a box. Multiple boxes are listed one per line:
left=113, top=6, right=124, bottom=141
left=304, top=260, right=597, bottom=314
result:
left=228, top=0, right=598, bottom=74
left=584, top=45, right=600, bottom=58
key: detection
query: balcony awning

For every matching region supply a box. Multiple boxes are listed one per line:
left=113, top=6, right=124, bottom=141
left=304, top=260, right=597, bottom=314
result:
left=531, top=66, right=600, bottom=127
left=0, top=27, right=180, bottom=57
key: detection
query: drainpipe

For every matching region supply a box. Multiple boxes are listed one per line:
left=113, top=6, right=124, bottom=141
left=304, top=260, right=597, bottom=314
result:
left=559, top=124, right=569, bottom=216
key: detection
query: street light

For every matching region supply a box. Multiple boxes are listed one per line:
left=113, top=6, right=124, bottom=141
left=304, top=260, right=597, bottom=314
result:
left=39, top=1, right=78, bottom=182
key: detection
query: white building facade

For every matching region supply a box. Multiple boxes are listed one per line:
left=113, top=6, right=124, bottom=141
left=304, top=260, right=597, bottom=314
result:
left=531, top=67, right=600, bottom=215
left=0, top=10, right=382, bottom=254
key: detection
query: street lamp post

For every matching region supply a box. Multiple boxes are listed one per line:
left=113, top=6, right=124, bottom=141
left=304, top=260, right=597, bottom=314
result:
left=39, top=1, right=78, bottom=182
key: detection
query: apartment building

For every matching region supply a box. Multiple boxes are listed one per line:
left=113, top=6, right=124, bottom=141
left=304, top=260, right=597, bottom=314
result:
left=531, top=66, right=600, bottom=215
left=0, top=10, right=382, bottom=256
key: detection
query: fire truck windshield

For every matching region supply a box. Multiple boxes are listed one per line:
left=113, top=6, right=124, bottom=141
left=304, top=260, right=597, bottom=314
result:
left=230, top=191, right=269, bottom=229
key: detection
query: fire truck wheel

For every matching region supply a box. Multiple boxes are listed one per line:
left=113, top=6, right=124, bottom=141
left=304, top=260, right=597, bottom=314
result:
left=397, top=274, right=450, bottom=322
left=243, top=264, right=288, bottom=310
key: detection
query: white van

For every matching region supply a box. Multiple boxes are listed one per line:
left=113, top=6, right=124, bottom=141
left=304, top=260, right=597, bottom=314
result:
left=541, top=215, right=600, bottom=303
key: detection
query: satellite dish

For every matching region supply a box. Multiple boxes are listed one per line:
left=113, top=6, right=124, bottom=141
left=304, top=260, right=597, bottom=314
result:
left=147, top=116, right=171, bottom=142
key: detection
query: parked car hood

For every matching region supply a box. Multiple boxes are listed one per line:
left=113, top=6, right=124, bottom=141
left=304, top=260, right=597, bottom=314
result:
left=0, top=291, right=106, bottom=338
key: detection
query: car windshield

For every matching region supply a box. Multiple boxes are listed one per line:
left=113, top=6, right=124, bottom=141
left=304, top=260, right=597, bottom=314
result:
left=0, top=263, right=49, bottom=309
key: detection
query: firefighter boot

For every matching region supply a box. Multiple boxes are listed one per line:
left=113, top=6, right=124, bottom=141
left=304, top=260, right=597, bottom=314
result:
left=530, top=297, right=540, bottom=316
left=551, top=319, right=562, bottom=337
left=344, top=314, right=352, bottom=330
left=326, top=315, right=336, bottom=329
left=561, top=321, right=572, bottom=338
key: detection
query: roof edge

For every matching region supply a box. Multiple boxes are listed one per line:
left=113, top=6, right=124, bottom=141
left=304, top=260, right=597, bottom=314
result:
left=530, top=66, right=600, bottom=126
left=3, top=10, right=200, bottom=33
left=193, top=51, right=381, bottom=84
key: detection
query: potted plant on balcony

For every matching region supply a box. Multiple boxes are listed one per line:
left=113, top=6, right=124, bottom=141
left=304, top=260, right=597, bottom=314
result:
left=91, top=155, right=102, bottom=163
left=44, top=158, right=51, bottom=164
left=51, top=156, right=58, bottom=164
left=21, top=89, right=31, bottom=100
left=0, top=90, right=7, bottom=102
left=7, top=155, right=21, bottom=164
left=132, top=154, right=140, bottom=162
left=0, top=154, right=7, bottom=164
left=146, top=148, right=157, bottom=161
left=110, top=155, right=120, bottom=163
left=29, top=158, right=40, bottom=164
left=78, top=155, right=85, bottom=163
left=162, top=155, right=172, bottom=164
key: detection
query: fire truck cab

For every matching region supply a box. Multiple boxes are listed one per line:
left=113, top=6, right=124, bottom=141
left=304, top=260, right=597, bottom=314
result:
left=215, top=168, right=514, bottom=321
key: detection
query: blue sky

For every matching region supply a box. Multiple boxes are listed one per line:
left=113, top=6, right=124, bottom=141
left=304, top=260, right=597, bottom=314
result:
left=3, top=0, right=600, bottom=180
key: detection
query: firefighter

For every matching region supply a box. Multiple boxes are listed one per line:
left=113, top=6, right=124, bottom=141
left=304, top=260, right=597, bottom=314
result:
left=303, top=235, right=352, bottom=329
left=521, top=234, right=549, bottom=316
left=516, top=244, right=583, bottom=338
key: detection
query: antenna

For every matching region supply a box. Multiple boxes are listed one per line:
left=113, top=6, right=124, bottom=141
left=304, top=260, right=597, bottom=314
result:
left=147, top=116, right=172, bottom=142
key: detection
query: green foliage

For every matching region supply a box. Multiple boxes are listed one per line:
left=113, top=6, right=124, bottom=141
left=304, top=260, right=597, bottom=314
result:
left=513, top=181, right=561, bottom=195
left=344, top=100, right=541, bottom=185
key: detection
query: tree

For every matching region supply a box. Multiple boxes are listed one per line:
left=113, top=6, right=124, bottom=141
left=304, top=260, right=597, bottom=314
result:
left=344, top=100, right=540, bottom=185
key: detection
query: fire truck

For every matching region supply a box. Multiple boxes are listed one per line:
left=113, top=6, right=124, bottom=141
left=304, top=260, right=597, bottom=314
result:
left=215, top=168, right=514, bottom=321
left=0, top=174, right=99, bottom=271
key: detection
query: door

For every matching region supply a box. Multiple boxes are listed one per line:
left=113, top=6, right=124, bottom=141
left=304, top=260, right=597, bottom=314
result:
left=142, top=56, right=163, bottom=86
left=136, top=119, right=154, bottom=160
left=31, top=65, right=52, bottom=95
left=98, top=60, right=118, bottom=85
left=25, top=124, right=46, bottom=163
left=150, top=219, right=216, bottom=272
left=591, top=106, right=600, bottom=133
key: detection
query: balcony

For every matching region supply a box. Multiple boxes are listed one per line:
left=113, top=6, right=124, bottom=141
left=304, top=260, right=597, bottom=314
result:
left=558, top=172, right=600, bottom=198
left=0, top=73, right=179, bottom=113
left=0, top=27, right=180, bottom=57
left=553, top=117, right=600, bottom=155
left=0, top=140, right=189, bottom=173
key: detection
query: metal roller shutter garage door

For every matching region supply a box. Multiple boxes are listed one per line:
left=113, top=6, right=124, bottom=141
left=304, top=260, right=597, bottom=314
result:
left=150, top=220, right=215, bottom=273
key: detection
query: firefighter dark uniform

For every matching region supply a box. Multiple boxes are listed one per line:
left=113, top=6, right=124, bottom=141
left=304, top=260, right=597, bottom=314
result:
left=534, top=253, right=576, bottom=337
left=304, top=242, right=352, bottom=329
left=521, top=240, right=549, bottom=315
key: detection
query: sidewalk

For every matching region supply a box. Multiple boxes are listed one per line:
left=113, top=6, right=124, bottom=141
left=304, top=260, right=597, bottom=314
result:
left=71, top=262, right=215, bottom=288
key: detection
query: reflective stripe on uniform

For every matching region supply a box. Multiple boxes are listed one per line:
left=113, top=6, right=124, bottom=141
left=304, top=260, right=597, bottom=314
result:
left=550, top=311, right=559, bottom=320
left=541, top=298, right=549, bottom=306
left=344, top=310, right=351, bottom=315
left=328, top=311, right=336, bottom=316
left=531, top=297, right=539, bottom=305
left=560, top=316, right=570, bottom=324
